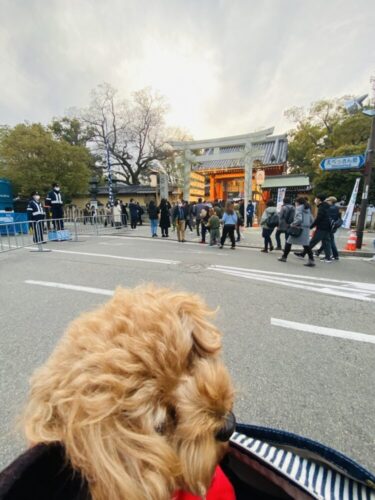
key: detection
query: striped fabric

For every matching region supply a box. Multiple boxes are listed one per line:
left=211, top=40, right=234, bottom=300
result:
left=230, top=432, right=375, bottom=500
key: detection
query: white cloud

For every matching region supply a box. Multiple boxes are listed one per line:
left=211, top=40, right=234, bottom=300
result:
left=0, top=0, right=374, bottom=136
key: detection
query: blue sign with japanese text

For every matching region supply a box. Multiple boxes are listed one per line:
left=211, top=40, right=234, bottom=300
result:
left=320, top=155, right=365, bottom=171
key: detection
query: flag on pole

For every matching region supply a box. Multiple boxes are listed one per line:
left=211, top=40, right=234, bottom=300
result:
left=342, top=178, right=360, bottom=229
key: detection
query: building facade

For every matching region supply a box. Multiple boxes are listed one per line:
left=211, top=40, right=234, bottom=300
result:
left=169, top=128, right=288, bottom=205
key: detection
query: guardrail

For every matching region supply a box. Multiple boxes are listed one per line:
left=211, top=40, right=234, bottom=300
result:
left=0, top=216, right=130, bottom=253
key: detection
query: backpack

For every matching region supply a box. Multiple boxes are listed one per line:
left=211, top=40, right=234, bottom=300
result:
left=266, top=213, right=279, bottom=229
left=330, top=217, right=343, bottom=233
left=285, top=206, right=295, bottom=225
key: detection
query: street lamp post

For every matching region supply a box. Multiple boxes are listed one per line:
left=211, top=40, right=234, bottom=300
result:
left=345, top=95, right=375, bottom=249
left=356, top=113, right=375, bottom=248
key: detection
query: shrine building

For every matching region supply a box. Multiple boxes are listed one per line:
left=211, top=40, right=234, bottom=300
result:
left=169, top=128, right=288, bottom=203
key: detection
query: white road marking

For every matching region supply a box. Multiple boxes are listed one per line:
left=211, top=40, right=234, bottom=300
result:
left=99, top=235, right=260, bottom=251
left=271, top=318, right=375, bottom=345
left=25, top=280, right=113, bottom=296
left=208, top=265, right=375, bottom=302
left=49, top=249, right=179, bottom=265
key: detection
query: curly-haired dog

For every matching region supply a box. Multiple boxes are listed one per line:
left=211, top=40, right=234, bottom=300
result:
left=21, top=285, right=235, bottom=500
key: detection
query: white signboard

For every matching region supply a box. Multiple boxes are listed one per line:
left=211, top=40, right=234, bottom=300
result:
left=342, top=178, right=360, bottom=229
left=276, top=188, right=286, bottom=213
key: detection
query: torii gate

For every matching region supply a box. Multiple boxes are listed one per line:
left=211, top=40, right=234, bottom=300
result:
left=169, top=128, right=285, bottom=226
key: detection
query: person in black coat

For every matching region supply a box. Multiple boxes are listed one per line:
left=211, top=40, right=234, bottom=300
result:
left=120, top=200, right=128, bottom=227
left=27, top=191, right=45, bottom=243
left=295, top=194, right=333, bottom=262
left=158, top=198, right=171, bottom=237
left=147, top=200, right=159, bottom=237
left=128, top=199, right=138, bottom=229
left=46, top=183, right=64, bottom=230
left=315, top=196, right=341, bottom=260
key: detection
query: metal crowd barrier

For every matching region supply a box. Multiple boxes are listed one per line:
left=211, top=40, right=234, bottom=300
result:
left=0, top=216, right=131, bottom=254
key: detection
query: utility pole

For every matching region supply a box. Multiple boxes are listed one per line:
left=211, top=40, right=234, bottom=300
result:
left=356, top=114, right=375, bottom=249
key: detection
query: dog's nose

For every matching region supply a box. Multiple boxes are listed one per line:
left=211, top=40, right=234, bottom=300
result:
left=216, top=411, right=236, bottom=442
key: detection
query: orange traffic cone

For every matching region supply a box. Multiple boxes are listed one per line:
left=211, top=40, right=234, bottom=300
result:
left=253, top=214, right=259, bottom=228
left=344, top=230, right=357, bottom=251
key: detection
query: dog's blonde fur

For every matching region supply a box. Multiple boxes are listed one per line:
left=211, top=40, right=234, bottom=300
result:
left=22, top=285, right=234, bottom=500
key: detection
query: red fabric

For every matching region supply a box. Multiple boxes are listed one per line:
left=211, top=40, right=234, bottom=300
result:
left=173, top=466, right=235, bottom=500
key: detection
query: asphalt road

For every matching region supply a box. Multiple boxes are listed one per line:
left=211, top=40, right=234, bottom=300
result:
left=1, top=233, right=374, bottom=473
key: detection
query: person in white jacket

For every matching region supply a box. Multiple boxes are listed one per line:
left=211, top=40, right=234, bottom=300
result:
left=113, top=201, right=122, bottom=228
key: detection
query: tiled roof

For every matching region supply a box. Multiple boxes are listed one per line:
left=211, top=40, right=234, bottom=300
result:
left=192, top=138, right=287, bottom=171
left=193, top=159, right=245, bottom=171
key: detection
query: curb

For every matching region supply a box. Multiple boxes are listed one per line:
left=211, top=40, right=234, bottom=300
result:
left=109, top=233, right=375, bottom=258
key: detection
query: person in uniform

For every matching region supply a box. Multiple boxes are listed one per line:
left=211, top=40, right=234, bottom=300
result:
left=27, top=191, right=45, bottom=243
left=46, top=183, right=64, bottom=230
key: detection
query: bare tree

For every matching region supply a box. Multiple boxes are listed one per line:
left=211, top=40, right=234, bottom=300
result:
left=79, top=83, right=171, bottom=185
left=160, top=127, right=193, bottom=186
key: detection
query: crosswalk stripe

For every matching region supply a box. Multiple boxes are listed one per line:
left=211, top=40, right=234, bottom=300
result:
left=271, top=318, right=375, bottom=345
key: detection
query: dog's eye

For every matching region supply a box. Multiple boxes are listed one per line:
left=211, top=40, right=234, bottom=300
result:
left=155, top=406, right=178, bottom=435
left=215, top=411, right=236, bottom=442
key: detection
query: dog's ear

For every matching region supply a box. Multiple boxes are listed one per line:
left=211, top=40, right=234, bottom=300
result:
left=175, top=294, right=222, bottom=357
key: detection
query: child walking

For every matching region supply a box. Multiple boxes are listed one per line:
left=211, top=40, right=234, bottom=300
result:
left=207, top=208, right=221, bottom=246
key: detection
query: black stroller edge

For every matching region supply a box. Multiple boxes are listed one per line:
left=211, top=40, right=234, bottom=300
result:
left=235, top=422, right=375, bottom=486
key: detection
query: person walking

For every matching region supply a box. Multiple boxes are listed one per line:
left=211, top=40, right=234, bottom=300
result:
left=260, top=200, right=278, bottom=253
left=90, top=205, right=97, bottom=224
left=27, top=191, right=45, bottom=244
left=314, top=196, right=341, bottom=261
left=199, top=203, right=210, bottom=244
left=83, top=203, right=91, bottom=225
left=278, top=197, right=315, bottom=267
left=294, top=194, right=333, bottom=262
left=194, top=198, right=205, bottom=237
left=128, top=199, right=138, bottom=229
left=246, top=200, right=254, bottom=227
left=219, top=202, right=237, bottom=249
left=233, top=203, right=243, bottom=242
left=185, top=201, right=194, bottom=232
left=46, top=183, right=64, bottom=230
left=120, top=200, right=128, bottom=227
left=207, top=207, right=221, bottom=246
left=159, top=198, right=171, bottom=237
left=137, top=202, right=144, bottom=226
left=104, top=202, right=113, bottom=227
left=275, top=197, right=295, bottom=250
left=173, top=200, right=188, bottom=242
left=113, top=201, right=122, bottom=228
left=147, top=200, right=159, bottom=237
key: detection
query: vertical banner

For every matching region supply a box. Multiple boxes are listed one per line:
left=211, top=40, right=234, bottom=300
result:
left=342, top=177, right=360, bottom=229
left=276, top=188, right=286, bottom=213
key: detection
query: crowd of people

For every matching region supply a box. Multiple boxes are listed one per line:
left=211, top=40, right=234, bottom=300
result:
left=260, top=194, right=343, bottom=266
left=27, top=183, right=344, bottom=263
left=141, top=194, right=343, bottom=264
left=142, top=198, right=256, bottom=248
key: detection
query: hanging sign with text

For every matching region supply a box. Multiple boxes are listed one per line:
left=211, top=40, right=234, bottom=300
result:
left=320, top=154, right=365, bottom=171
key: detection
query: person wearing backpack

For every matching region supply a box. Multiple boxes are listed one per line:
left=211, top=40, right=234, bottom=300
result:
left=260, top=200, right=278, bottom=253
left=275, top=197, right=295, bottom=250
left=278, top=197, right=315, bottom=266
left=314, top=196, right=342, bottom=260
left=294, top=193, right=333, bottom=262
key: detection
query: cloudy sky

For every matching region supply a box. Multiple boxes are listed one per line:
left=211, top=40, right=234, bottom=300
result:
left=1, top=0, right=374, bottom=139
